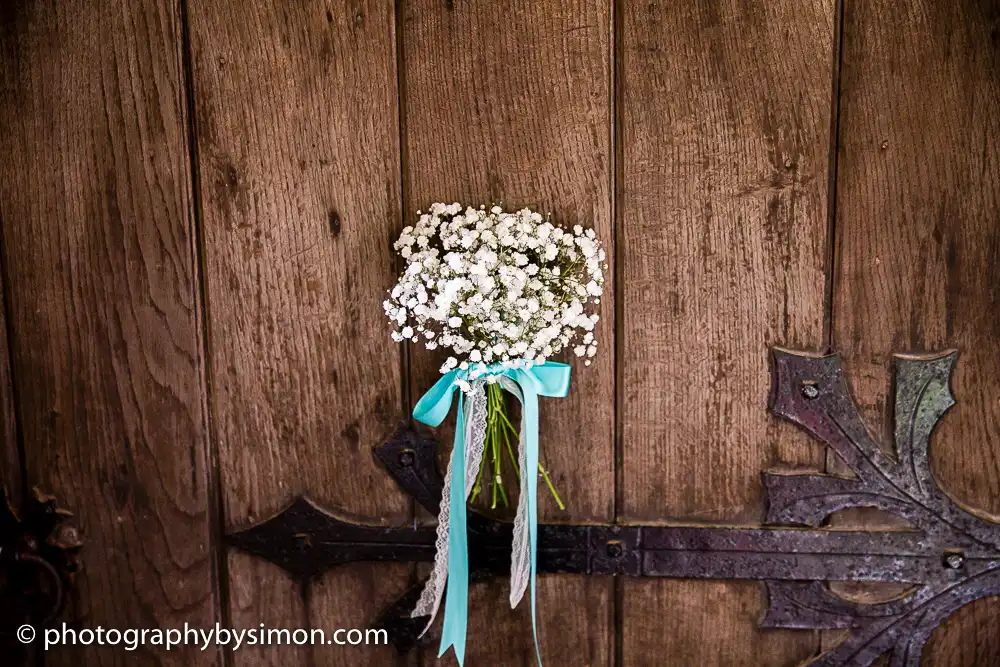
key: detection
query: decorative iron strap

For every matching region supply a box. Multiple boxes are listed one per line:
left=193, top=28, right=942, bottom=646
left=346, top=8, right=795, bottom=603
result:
left=226, top=349, right=1000, bottom=667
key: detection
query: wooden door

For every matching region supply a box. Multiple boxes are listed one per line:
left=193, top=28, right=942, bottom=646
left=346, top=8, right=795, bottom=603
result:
left=1, top=1, right=997, bottom=666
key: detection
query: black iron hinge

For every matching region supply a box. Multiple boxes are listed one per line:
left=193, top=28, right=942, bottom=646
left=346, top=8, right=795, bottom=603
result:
left=227, top=349, right=1000, bottom=667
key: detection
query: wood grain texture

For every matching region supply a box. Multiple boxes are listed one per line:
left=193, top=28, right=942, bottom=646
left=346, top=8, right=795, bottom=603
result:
left=310, top=563, right=413, bottom=666
left=0, top=252, right=30, bottom=667
left=0, top=279, right=20, bottom=499
left=227, top=552, right=310, bottom=666
left=187, top=1, right=406, bottom=665
left=0, top=1, right=217, bottom=666
left=619, top=0, right=835, bottom=664
left=625, top=581, right=815, bottom=667
left=400, top=1, right=613, bottom=664
left=832, top=0, right=1000, bottom=664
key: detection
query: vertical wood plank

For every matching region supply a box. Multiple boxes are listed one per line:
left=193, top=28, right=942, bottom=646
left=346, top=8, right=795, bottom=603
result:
left=400, top=1, right=614, bottom=664
left=0, top=279, right=21, bottom=499
left=833, top=0, right=1000, bottom=664
left=0, top=1, right=218, bottom=666
left=0, top=242, right=29, bottom=667
left=187, top=2, right=406, bottom=665
left=619, top=0, right=835, bottom=664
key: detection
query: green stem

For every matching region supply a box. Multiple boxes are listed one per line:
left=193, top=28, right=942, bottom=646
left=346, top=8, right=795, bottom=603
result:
left=487, top=382, right=565, bottom=510
left=489, top=384, right=509, bottom=508
left=471, top=459, right=484, bottom=503
left=538, top=462, right=566, bottom=511
left=489, top=389, right=498, bottom=509
left=503, top=422, right=521, bottom=481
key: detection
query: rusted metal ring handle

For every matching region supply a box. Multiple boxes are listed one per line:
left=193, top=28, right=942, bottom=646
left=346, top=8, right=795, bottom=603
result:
left=13, top=552, right=65, bottom=624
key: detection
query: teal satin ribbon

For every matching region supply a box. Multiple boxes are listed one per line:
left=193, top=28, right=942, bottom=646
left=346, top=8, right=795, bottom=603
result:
left=413, top=361, right=571, bottom=666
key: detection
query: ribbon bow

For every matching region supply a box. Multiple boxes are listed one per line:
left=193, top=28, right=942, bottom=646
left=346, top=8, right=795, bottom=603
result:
left=411, top=361, right=571, bottom=666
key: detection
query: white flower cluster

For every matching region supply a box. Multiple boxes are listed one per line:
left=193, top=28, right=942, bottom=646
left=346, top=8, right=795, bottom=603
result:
left=385, top=203, right=605, bottom=378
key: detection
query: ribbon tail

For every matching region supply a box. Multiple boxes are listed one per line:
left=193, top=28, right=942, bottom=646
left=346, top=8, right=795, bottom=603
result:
left=413, top=365, right=558, bottom=667
left=505, top=370, right=543, bottom=666
left=412, top=383, right=487, bottom=644
left=521, top=380, right=543, bottom=667
left=438, top=391, right=470, bottom=666
left=499, top=377, right=530, bottom=609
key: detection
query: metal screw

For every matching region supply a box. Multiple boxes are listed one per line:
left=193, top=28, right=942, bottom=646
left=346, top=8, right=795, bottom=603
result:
left=398, top=450, right=415, bottom=467
left=801, top=381, right=820, bottom=400
left=294, top=533, right=312, bottom=550
left=943, top=552, right=965, bottom=570
left=606, top=542, right=623, bottom=559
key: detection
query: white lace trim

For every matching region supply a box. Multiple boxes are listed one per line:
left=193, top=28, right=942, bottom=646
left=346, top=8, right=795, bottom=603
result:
left=499, top=376, right=530, bottom=609
left=411, top=381, right=488, bottom=633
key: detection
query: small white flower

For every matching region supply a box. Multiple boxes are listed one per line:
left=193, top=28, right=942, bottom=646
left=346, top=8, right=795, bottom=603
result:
left=388, top=203, right=604, bottom=371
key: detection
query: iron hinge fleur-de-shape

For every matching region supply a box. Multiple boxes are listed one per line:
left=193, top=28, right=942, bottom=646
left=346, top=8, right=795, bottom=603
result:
left=225, top=349, right=1000, bottom=667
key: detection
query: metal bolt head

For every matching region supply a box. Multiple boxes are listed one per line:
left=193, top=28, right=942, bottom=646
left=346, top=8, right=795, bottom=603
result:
left=398, top=450, right=415, bottom=468
left=51, top=524, right=82, bottom=550
left=293, top=533, right=312, bottom=550
left=943, top=552, right=965, bottom=570
left=606, top=542, right=623, bottom=559
left=801, top=381, right=820, bottom=400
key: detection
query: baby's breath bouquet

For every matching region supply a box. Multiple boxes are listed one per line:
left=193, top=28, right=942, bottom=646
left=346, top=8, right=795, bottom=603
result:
left=385, top=203, right=604, bottom=506
left=384, top=203, right=604, bottom=665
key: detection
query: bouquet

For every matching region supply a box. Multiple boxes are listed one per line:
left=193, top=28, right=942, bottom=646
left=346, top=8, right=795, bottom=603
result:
left=385, top=203, right=605, bottom=665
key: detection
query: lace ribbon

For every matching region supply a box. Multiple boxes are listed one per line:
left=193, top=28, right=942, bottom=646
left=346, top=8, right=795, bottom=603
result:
left=499, top=376, right=530, bottom=608
left=411, top=380, right=487, bottom=627
left=409, top=362, right=571, bottom=666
